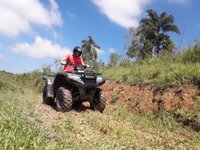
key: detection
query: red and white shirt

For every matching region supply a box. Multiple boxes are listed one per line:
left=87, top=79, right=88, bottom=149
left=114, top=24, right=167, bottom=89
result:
left=64, top=54, right=84, bottom=72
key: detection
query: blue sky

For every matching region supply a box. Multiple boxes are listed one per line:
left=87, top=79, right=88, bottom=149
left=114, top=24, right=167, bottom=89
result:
left=0, top=0, right=199, bottom=73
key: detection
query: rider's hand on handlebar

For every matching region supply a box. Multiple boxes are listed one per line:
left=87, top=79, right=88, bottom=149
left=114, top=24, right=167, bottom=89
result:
left=84, top=64, right=90, bottom=69
left=61, top=60, right=66, bottom=65
left=61, top=60, right=73, bottom=65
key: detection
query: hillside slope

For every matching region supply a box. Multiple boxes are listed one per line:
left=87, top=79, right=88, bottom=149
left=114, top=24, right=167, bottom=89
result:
left=1, top=71, right=200, bottom=149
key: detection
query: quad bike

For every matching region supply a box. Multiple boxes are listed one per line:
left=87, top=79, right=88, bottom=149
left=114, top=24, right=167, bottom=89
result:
left=42, top=64, right=106, bottom=112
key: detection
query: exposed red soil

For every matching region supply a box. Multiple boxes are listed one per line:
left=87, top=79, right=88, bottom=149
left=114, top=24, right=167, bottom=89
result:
left=31, top=80, right=200, bottom=136
left=35, top=80, right=200, bottom=126
left=102, top=81, right=200, bottom=114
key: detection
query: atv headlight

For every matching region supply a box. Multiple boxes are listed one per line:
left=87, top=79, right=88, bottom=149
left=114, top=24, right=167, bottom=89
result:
left=68, top=73, right=82, bottom=81
left=96, top=76, right=103, bottom=83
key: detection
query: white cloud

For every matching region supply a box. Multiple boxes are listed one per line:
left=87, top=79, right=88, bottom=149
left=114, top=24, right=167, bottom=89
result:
left=0, top=0, right=62, bottom=38
left=91, top=0, right=151, bottom=28
left=91, top=45, right=105, bottom=55
left=99, top=49, right=105, bottom=55
left=109, top=48, right=116, bottom=53
left=96, top=48, right=105, bottom=55
left=52, top=29, right=63, bottom=39
left=11, top=36, right=71, bottom=58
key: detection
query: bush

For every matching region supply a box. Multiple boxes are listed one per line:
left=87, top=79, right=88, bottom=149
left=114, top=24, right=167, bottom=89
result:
left=179, top=41, right=200, bottom=63
left=99, top=41, right=200, bottom=89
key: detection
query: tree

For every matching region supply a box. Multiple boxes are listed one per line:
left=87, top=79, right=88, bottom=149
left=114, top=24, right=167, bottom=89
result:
left=81, top=36, right=100, bottom=66
left=162, top=36, right=175, bottom=54
left=138, top=9, right=180, bottom=57
left=53, top=58, right=63, bottom=72
left=126, top=27, right=153, bottom=59
left=126, top=27, right=142, bottom=58
left=109, top=53, right=120, bottom=67
left=42, top=64, right=52, bottom=74
left=126, top=39, right=141, bottom=58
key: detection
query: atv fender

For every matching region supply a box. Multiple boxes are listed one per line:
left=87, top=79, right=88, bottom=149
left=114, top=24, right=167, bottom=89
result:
left=43, top=76, right=54, bottom=98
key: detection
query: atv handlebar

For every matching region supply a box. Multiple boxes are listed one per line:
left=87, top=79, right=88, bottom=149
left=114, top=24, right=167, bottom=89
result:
left=61, top=61, right=89, bottom=69
left=74, top=64, right=90, bottom=70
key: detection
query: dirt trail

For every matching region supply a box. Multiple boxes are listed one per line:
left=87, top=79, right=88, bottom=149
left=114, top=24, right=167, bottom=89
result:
left=34, top=80, right=200, bottom=126
left=34, top=100, right=93, bottom=126
left=31, top=81, right=199, bottom=149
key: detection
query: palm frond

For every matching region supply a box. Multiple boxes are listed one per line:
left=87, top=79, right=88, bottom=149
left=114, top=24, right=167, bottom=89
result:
left=140, top=18, right=152, bottom=25
left=161, top=15, right=174, bottom=26
left=146, top=9, right=159, bottom=23
left=162, top=25, right=180, bottom=34
left=159, top=12, right=167, bottom=21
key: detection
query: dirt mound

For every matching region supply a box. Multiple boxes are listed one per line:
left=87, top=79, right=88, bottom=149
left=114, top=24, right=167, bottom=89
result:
left=35, top=80, right=200, bottom=125
left=102, top=81, right=199, bottom=114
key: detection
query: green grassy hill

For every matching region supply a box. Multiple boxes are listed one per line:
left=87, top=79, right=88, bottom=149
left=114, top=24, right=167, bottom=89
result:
left=103, top=43, right=200, bottom=89
left=0, top=75, right=200, bottom=149
left=1, top=44, right=200, bottom=149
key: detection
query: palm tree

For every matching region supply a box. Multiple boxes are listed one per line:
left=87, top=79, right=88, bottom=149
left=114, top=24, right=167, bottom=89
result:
left=138, top=9, right=180, bottom=56
left=81, top=36, right=100, bottom=66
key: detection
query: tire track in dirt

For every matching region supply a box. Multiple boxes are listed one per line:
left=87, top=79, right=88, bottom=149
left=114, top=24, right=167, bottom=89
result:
left=34, top=101, right=94, bottom=126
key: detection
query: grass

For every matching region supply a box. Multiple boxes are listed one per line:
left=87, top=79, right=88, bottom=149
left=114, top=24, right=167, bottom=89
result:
left=96, top=44, right=200, bottom=131
left=0, top=90, right=47, bottom=150
left=98, top=42, right=200, bottom=90
left=1, top=43, right=200, bottom=149
left=99, top=57, right=200, bottom=90
left=43, top=104, right=200, bottom=149
left=0, top=74, right=200, bottom=149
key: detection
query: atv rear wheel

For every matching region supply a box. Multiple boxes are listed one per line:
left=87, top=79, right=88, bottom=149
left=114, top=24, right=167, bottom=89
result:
left=91, top=88, right=106, bottom=113
left=43, top=86, right=54, bottom=105
left=56, top=87, right=72, bottom=112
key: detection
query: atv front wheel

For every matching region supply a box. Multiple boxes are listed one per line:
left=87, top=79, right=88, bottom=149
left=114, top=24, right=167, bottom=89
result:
left=56, top=87, right=72, bottom=112
left=91, top=88, right=106, bottom=113
left=43, top=86, right=54, bottom=105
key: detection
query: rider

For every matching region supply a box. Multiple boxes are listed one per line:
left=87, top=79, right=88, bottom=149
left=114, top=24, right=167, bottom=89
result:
left=61, top=46, right=86, bottom=72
